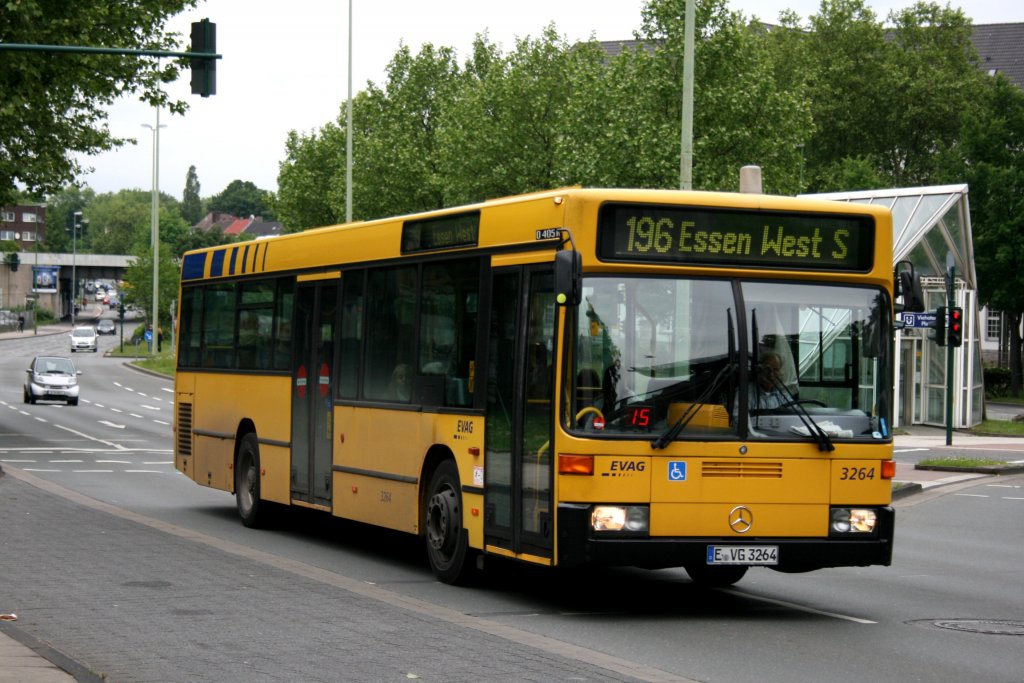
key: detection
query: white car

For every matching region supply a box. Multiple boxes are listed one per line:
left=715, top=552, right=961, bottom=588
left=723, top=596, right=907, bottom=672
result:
left=24, top=356, right=81, bottom=406
left=70, top=326, right=98, bottom=352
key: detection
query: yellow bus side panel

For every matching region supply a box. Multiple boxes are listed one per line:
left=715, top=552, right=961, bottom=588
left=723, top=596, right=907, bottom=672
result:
left=334, top=406, right=421, bottom=532
left=184, top=373, right=292, bottom=504
left=650, top=503, right=828, bottom=536
left=333, top=407, right=485, bottom=547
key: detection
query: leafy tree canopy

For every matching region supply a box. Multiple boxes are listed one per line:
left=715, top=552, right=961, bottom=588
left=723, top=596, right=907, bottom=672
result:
left=0, top=0, right=199, bottom=205
left=208, top=180, right=274, bottom=220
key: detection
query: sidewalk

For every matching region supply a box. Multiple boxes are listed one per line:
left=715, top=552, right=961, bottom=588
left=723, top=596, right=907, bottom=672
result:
left=0, top=624, right=83, bottom=683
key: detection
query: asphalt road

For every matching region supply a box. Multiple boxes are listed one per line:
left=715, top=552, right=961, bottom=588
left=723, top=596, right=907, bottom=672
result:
left=2, top=335, right=1023, bottom=682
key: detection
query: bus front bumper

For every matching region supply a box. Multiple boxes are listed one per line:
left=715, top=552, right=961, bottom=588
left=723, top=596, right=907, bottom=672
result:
left=557, top=504, right=894, bottom=573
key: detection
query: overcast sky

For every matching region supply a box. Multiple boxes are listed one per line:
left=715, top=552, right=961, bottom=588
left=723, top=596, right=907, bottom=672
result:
left=77, top=0, right=1024, bottom=202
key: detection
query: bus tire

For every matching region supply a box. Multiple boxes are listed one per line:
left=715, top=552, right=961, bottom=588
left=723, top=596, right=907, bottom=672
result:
left=424, top=460, right=475, bottom=584
left=236, top=432, right=269, bottom=528
left=685, top=564, right=748, bottom=587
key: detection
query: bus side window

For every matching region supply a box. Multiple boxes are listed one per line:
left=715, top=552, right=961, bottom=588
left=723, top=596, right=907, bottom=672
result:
left=365, top=266, right=416, bottom=402
left=420, top=259, right=479, bottom=408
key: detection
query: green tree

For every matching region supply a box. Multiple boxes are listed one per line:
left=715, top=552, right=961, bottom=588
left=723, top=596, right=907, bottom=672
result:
left=358, top=43, right=464, bottom=217
left=209, top=180, right=274, bottom=220
left=957, top=76, right=1024, bottom=392
left=181, top=165, right=203, bottom=225
left=569, top=0, right=811, bottom=193
left=85, top=189, right=186, bottom=256
left=121, top=239, right=179, bottom=331
left=275, top=124, right=348, bottom=231
left=801, top=0, right=983, bottom=190
left=0, top=0, right=199, bottom=205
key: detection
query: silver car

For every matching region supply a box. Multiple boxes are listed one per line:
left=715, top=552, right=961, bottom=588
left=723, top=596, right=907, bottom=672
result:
left=70, top=325, right=98, bottom=352
left=24, top=356, right=81, bottom=406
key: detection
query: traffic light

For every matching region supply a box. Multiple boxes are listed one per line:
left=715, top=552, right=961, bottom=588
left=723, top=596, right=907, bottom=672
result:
left=947, top=306, right=963, bottom=347
left=190, top=19, right=216, bottom=97
left=931, top=306, right=946, bottom=346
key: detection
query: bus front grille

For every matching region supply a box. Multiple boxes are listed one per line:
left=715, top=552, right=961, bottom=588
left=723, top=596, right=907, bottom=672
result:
left=702, top=461, right=783, bottom=478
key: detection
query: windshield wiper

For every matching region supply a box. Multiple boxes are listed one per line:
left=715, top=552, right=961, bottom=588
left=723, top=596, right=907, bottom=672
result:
left=768, top=378, right=835, bottom=452
left=652, top=362, right=736, bottom=450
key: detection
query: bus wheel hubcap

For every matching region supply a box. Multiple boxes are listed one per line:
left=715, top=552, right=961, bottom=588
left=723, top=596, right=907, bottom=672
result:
left=427, top=487, right=457, bottom=553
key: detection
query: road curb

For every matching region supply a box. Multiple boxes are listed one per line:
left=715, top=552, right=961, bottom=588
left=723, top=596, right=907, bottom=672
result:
left=915, top=464, right=1024, bottom=475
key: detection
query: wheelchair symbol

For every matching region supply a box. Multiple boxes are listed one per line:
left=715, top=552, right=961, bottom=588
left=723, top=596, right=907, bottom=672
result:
left=668, top=461, right=687, bottom=481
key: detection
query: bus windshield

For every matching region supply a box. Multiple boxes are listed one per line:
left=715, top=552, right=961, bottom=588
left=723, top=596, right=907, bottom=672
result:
left=568, top=276, right=892, bottom=442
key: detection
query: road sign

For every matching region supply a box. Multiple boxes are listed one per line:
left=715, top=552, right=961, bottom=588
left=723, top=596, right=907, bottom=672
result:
left=901, top=312, right=937, bottom=329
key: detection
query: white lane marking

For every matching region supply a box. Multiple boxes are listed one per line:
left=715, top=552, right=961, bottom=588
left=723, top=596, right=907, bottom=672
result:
left=140, top=405, right=160, bottom=411
left=143, top=461, right=173, bottom=465
left=894, top=448, right=929, bottom=453
left=955, top=493, right=989, bottom=498
left=125, top=470, right=163, bottom=473
left=1004, top=497, right=1024, bottom=501
left=93, top=403, right=105, bottom=409
left=34, top=417, right=47, bottom=422
left=0, top=459, right=37, bottom=463
left=129, top=413, right=143, bottom=419
left=54, top=423, right=125, bottom=450
left=722, top=589, right=877, bottom=624
left=22, top=468, right=60, bottom=472
left=111, top=408, right=123, bottom=413
left=50, top=459, right=83, bottom=463
left=99, top=421, right=126, bottom=429
left=72, top=469, right=114, bottom=473
left=96, top=460, right=132, bottom=464
left=152, top=420, right=170, bottom=426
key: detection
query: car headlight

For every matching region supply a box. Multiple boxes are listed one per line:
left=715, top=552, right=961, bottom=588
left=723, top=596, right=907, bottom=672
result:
left=830, top=507, right=878, bottom=535
left=591, top=505, right=649, bottom=535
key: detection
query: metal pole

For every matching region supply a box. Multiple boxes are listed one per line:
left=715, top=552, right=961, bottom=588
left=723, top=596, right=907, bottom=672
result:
left=946, top=265, right=955, bottom=446
left=143, top=109, right=165, bottom=354
left=345, top=0, right=353, bottom=222
left=680, top=0, right=695, bottom=190
left=71, top=211, right=80, bottom=327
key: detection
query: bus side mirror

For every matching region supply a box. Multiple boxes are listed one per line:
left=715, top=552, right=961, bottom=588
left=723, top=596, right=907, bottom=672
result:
left=555, top=250, right=581, bottom=307
left=895, top=266, right=925, bottom=313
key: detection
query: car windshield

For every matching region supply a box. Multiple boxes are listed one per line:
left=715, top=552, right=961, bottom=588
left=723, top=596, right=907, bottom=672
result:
left=567, top=276, right=892, bottom=443
left=35, top=358, right=75, bottom=374
left=73, top=328, right=94, bottom=337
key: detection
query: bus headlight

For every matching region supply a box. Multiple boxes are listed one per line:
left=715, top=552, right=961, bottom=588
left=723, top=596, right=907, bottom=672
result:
left=591, top=505, right=649, bottom=535
left=830, top=507, right=878, bottom=535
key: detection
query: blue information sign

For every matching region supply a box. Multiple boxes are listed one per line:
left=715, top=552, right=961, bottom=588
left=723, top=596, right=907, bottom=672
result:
left=901, top=313, right=937, bottom=329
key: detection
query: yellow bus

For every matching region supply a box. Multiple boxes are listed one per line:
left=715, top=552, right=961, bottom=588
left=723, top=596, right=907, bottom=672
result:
left=174, top=187, right=923, bottom=586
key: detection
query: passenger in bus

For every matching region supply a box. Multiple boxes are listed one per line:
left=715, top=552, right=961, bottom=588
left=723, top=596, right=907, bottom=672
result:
left=390, top=363, right=411, bottom=401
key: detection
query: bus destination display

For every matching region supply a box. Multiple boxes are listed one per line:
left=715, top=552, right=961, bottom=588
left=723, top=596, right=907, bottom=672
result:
left=598, top=204, right=874, bottom=271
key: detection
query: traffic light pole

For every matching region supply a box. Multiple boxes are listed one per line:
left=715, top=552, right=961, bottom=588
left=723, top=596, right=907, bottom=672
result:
left=946, top=265, right=955, bottom=446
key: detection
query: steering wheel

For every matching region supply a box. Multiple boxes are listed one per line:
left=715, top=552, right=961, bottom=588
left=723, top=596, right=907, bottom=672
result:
left=784, top=399, right=827, bottom=408
left=575, top=406, right=605, bottom=428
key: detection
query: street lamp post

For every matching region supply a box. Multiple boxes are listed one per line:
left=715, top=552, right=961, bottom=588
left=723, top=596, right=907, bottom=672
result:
left=71, top=211, right=81, bottom=326
left=143, top=109, right=167, bottom=353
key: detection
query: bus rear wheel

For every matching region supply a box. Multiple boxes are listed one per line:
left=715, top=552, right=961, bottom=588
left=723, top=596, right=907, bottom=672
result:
left=424, top=460, right=475, bottom=584
left=685, top=564, right=748, bottom=587
left=236, top=433, right=270, bottom=528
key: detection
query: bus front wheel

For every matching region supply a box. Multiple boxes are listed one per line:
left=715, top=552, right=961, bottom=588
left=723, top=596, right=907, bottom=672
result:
left=424, top=460, right=475, bottom=584
left=685, top=564, right=748, bottom=587
left=236, top=433, right=269, bottom=528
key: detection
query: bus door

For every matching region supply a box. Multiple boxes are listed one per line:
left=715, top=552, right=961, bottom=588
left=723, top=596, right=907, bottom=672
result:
left=484, top=266, right=555, bottom=561
left=291, top=279, right=338, bottom=508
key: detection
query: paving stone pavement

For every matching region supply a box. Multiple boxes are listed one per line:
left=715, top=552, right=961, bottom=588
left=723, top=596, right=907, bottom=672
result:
left=0, top=468, right=688, bottom=683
